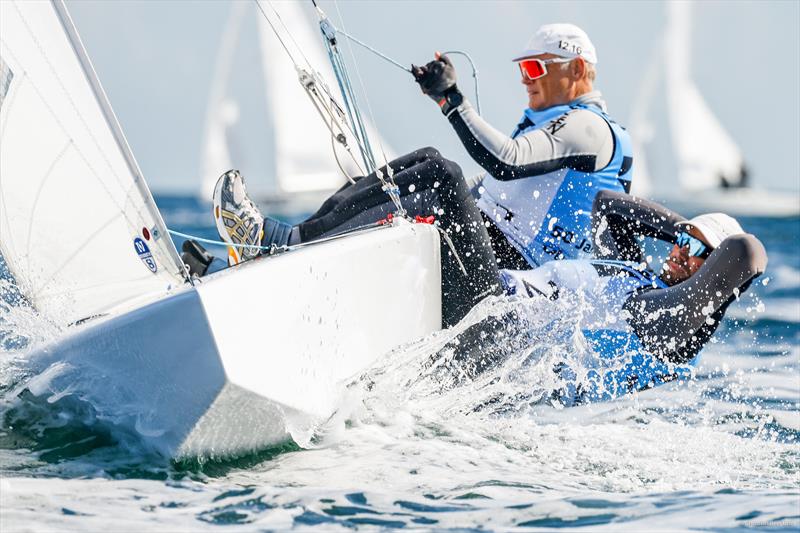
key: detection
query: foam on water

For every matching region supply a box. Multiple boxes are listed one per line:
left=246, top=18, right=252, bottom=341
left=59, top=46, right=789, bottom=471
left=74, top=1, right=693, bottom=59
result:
left=1, top=211, right=798, bottom=530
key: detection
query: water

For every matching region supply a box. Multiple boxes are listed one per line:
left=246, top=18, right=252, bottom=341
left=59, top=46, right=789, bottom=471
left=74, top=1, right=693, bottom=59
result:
left=1, top=197, right=798, bottom=531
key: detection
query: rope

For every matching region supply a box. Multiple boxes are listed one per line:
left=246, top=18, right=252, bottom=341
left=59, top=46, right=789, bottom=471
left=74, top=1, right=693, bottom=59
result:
left=168, top=229, right=273, bottom=251
left=441, top=50, right=481, bottom=115
left=169, top=221, right=468, bottom=276
left=168, top=220, right=385, bottom=252
left=253, top=1, right=299, bottom=67
left=328, top=29, right=483, bottom=115
left=335, top=28, right=409, bottom=73
left=253, top=1, right=364, bottom=182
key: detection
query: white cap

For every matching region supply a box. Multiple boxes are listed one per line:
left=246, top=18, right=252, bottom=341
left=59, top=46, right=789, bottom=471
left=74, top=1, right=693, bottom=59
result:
left=676, top=213, right=745, bottom=249
left=512, top=23, right=598, bottom=65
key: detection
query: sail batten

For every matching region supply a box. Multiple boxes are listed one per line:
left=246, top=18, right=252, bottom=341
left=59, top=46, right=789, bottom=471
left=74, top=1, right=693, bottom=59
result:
left=0, top=0, right=187, bottom=325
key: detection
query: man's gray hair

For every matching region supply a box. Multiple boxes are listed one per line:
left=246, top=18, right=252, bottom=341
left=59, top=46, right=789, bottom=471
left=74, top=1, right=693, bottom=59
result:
left=586, top=63, right=596, bottom=82
left=559, top=59, right=596, bottom=82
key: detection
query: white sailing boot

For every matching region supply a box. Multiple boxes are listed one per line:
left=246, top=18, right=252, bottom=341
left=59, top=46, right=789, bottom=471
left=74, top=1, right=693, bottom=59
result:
left=213, top=170, right=264, bottom=265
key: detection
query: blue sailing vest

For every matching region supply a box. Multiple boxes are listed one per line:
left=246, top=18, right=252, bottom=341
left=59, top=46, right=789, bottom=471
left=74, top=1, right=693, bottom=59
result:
left=500, top=260, right=695, bottom=406
left=477, top=103, right=633, bottom=267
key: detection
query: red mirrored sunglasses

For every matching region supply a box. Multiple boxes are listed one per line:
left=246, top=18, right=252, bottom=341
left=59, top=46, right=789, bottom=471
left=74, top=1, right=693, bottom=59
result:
left=517, top=57, right=574, bottom=81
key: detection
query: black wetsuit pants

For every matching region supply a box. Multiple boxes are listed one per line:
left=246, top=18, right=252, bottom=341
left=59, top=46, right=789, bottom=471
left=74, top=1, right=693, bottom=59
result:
left=294, top=147, right=503, bottom=327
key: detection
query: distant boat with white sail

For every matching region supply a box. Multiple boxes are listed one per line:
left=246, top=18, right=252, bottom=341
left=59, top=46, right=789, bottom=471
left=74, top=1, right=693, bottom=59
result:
left=629, top=1, right=798, bottom=217
left=198, top=1, right=391, bottom=214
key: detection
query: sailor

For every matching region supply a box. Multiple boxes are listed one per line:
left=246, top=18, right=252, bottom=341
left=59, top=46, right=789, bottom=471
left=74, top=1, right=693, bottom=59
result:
left=441, top=190, right=768, bottom=405
left=412, top=23, right=633, bottom=269
left=196, top=24, right=632, bottom=328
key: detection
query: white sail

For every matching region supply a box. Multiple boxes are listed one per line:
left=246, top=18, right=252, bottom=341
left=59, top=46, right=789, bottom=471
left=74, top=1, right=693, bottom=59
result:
left=199, top=2, right=247, bottom=201
left=630, top=1, right=747, bottom=199
left=255, top=1, right=350, bottom=195
left=627, top=33, right=663, bottom=198
left=0, top=0, right=187, bottom=325
left=664, top=1, right=745, bottom=191
left=199, top=2, right=393, bottom=203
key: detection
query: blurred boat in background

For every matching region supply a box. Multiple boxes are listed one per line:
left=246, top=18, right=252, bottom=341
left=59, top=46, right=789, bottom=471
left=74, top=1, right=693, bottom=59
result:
left=198, top=1, right=392, bottom=216
left=629, top=1, right=798, bottom=217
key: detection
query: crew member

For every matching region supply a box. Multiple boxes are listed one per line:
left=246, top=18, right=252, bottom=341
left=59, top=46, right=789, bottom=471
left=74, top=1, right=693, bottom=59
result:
left=413, top=23, right=633, bottom=269
left=438, top=190, right=768, bottom=405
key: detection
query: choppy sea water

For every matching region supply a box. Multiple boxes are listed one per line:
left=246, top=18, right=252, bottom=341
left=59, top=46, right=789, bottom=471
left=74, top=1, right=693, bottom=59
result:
left=1, top=196, right=798, bottom=531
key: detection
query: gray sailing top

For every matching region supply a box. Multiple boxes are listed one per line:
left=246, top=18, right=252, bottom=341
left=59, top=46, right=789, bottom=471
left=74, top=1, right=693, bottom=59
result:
left=446, top=91, right=634, bottom=267
left=449, top=91, right=615, bottom=180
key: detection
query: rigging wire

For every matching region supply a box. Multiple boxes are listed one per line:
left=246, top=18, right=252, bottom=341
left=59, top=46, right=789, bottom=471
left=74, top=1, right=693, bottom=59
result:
left=254, top=0, right=311, bottom=69
left=320, top=21, right=377, bottom=173
left=183, top=0, right=471, bottom=277
left=168, top=221, right=385, bottom=254
left=309, top=0, right=405, bottom=214
left=330, top=0, right=404, bottom=214
left=252, top=0, right=404, bottom=213
left=334, top=28, right=409, bottom=73
left=168, top=221, right=466, bottom=276
left=315, top=2, right=379, bottom=175
left=253, top=0, right=364, bottom=181
left=256, top=0, right=480, bottom=210
left=332, top=0, right=390, bottom=170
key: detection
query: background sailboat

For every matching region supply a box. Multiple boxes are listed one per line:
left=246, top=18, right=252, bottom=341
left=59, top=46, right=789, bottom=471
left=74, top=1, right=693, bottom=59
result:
left=629, top=1, right=798, bottom=217
left=199, top=1, right=391, bottom=214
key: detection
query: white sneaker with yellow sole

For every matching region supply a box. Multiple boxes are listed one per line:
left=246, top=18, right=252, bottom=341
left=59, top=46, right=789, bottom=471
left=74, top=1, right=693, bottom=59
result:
left=212, top=170, right=264, bottom=265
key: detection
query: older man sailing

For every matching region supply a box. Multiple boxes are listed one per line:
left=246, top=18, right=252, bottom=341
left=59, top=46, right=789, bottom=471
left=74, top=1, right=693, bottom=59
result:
left=205, top=24, right=634, bottom=328
left=414, top=23, right=633, bottom=269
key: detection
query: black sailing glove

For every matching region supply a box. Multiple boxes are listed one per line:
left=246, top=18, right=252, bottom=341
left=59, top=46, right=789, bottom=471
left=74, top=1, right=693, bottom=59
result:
left=412, top=52, right=463, bottom=115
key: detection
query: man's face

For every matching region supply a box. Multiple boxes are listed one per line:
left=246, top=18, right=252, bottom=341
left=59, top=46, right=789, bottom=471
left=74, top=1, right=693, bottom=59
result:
left=660, top=226, right=710, bottom=286
left=520, top=53, right=574, bottom=110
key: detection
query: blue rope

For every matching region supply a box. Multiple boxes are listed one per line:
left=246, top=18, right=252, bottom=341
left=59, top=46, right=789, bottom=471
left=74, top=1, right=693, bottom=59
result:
left=167, top=229, right=273, bottom=251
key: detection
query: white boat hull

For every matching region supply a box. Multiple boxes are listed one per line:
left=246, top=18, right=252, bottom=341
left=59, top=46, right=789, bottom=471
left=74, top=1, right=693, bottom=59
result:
left=26, top=222, right=442, bottom=459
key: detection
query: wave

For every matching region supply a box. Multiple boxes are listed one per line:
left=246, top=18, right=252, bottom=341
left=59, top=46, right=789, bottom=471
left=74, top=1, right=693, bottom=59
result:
left=0, top=256, right=797, bottom=494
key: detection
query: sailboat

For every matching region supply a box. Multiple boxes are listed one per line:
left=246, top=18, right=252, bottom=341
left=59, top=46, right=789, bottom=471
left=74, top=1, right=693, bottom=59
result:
left=199, top=1, right=389, bottom=214
left=0, top=0, right=441, bottom=459
left=629, top=1, right=799, bottom=217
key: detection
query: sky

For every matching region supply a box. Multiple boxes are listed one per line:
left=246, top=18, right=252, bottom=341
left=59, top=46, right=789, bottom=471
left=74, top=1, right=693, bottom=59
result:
left=65, top=0, right=800, bottom=195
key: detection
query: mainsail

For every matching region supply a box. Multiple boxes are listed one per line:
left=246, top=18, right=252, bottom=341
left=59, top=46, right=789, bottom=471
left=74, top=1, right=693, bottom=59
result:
left=0, top=0, right=188, bottom=325
left=631, top=1, right=746, bottom=197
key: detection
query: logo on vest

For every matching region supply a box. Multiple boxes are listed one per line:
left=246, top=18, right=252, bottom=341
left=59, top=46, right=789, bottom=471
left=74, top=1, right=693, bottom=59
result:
left=542, top=224, right=593, bottom=259
left=546, top=113, right=570, bottom=135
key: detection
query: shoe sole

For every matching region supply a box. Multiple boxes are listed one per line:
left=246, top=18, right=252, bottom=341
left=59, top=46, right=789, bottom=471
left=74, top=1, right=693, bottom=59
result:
left=213, top=171, right=243, bottom=265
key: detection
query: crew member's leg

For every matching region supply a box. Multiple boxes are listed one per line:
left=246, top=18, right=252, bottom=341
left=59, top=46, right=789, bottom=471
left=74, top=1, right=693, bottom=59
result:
left=301, top=148, right=443, bottom=229
left=295, top=147, right=503, bottom=327
left=481, top=214, right=530, bottom=270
